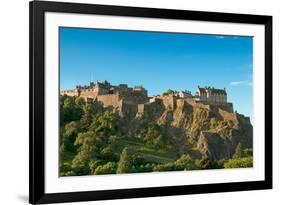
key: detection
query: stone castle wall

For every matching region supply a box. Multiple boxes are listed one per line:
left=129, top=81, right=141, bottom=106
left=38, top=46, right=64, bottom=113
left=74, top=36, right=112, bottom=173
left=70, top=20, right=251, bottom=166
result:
left=136, top=99, right=165, bottom=119
left=218, top=103, right=233, bottom=113
left=60, top=83, right=236, bottom=118
left=79, top=89, right=97, bottom=99
left=219, top=109, right=237, bottom=122
left=185, top=98, right=211, bottom=110
left=192, top=100, right=233, bottom=112
left=137, top=102, right=157, bottom=115
left=205, top=94, right=227, bottom=104
left=97, top=94, right=120, bottom=108
left=60, top=89, right=79, bottom=97
left=119, top=100, right=138, bottom=117
left=123, top=95, right=148, bottom=104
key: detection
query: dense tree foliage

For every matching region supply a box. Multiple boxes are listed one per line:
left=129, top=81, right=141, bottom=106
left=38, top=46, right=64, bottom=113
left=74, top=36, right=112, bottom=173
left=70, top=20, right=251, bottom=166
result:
left=93, top=162, right=117, bottom=175
left=233, top=143, right=243, bottom=159
left=144, top=123, right=165, bottom=148
left=223, top=143, right=253, bottom=169
left=61, top=96, right=84, bottom=122
left=116, top=147, right=131, bottom=174
left=223, top=157, right=253, bottom=168
left=59, top=95, right=253, bottom=176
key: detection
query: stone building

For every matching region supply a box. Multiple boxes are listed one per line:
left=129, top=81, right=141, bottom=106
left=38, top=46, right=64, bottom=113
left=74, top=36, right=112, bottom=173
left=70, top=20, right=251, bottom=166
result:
left=195, top=86, right=227, bottom=104
left=61, top=82, right=233, bottom=116
left=60, top=81, right=149, bottom=113
left=178, top=90, right=192, bottom=98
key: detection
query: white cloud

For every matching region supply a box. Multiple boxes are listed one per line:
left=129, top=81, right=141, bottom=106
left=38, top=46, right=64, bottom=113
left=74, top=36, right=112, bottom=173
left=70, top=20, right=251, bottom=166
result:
left=230, top=80, right=252, bottom=86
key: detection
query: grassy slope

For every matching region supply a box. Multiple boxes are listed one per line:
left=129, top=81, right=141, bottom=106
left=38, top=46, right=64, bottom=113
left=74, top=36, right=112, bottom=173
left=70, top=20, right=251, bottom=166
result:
left=61, top=137, right=178, bottom=170
left=120, top=137, right=177, bottom=164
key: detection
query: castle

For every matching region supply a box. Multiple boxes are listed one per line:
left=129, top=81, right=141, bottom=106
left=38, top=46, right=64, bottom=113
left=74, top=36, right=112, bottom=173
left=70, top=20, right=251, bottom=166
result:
left=195, top=86, right=227, bottom=104
left=60, top=81, right=233, bottom=116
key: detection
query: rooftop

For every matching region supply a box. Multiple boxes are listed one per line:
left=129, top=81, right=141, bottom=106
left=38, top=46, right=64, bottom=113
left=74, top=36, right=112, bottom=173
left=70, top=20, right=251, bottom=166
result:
left=198, top=86, right=227, bottom=95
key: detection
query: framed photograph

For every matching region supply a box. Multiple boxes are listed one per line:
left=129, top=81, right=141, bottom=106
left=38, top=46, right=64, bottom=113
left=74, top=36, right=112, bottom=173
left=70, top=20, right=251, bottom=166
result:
left=29, top=0, right=272, bottom=204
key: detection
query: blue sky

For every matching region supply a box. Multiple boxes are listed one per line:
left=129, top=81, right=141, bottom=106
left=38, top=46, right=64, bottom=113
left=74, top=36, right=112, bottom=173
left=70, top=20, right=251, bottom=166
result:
left=60, top=27, right=253, bottom=120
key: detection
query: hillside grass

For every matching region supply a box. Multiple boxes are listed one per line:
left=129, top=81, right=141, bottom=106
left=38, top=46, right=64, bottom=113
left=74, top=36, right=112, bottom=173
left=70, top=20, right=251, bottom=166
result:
left=120, top=137, right=177, bottom=163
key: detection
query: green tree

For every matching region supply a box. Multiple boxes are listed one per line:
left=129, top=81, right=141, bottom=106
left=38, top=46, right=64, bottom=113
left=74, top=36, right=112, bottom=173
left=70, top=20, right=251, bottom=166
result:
left=75, top=97, right=86, bottom=108
left=224, top=157, right=253, bottom=168
left=71, top=131, right=104, bottom=175
left=61, top=121, right=81, bottom=153
left=243, top=148, right=253, bottom=157
left=89, top=111, right=120, bottom=138
left=59, top=143, right=66, bottom=162
left=60, top=95, right=67, bottom=125
left=196, top=157, right=220, bottom=169
left=80, top=103, right=95, bottom=129
left=144, top=123, right=164, bottom=148
left=233, top=143, right=243, bottom=159
left=89, top=160, right=106, bottom=173
left=93, top=162, right=117, bottom=175
left=174, top=154, right=197, bottom=170
left=153, top=163, right=175, bottom=172
left=71, top=111, right=121, bottom=174
left=117, top=147, right=131, bottom=174
left=62, top=96, right=83, bottom=122
left=100, top=146, right=119, bottom=161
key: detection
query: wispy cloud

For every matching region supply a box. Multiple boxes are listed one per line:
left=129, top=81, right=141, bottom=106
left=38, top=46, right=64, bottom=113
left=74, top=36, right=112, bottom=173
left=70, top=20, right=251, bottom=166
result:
left=215, top=36, right=225, bottom=39
left=215, top=35, right=242, bottom=39
left=247, top=81, right=253, bottom=86
left=230, top=80, right=247, bottom=86
left=230, top=80, right=252, bottom=86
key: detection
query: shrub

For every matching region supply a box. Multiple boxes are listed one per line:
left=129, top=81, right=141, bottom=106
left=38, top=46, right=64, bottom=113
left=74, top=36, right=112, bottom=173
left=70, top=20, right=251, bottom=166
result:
left=94, top=162, right=117, bottom=175
left=224, top=157, right=253, bottom=168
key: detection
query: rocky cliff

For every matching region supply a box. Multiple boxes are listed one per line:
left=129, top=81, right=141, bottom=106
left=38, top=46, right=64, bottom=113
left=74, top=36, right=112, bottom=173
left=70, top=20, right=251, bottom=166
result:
left=125, top=98, right=252, bottom=161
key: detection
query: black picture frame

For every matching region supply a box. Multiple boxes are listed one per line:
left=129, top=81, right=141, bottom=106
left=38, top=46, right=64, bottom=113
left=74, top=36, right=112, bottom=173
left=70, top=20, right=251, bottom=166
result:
left=29, top=0, right=272, bottom=204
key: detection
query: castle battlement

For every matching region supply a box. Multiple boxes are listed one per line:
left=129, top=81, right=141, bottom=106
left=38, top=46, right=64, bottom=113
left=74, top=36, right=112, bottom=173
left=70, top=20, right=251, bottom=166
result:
left=60, top=81, right=149, bottom=109
left=60, top=82, right=232, bottom=116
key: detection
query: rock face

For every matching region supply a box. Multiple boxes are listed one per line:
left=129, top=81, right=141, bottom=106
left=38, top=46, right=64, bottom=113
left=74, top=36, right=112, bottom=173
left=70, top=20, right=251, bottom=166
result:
left=197, top=131, right=233, bottom=161
left=127, top=98, right=253, bottom=161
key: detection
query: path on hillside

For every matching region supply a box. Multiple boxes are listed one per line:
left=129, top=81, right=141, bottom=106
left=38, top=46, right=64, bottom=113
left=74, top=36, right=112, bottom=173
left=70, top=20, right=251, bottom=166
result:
left=121, top=138, right=176, bottom=163
left=122, top=140, right=144, bottom=146
left=139, top=152, right=174, bottom=163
